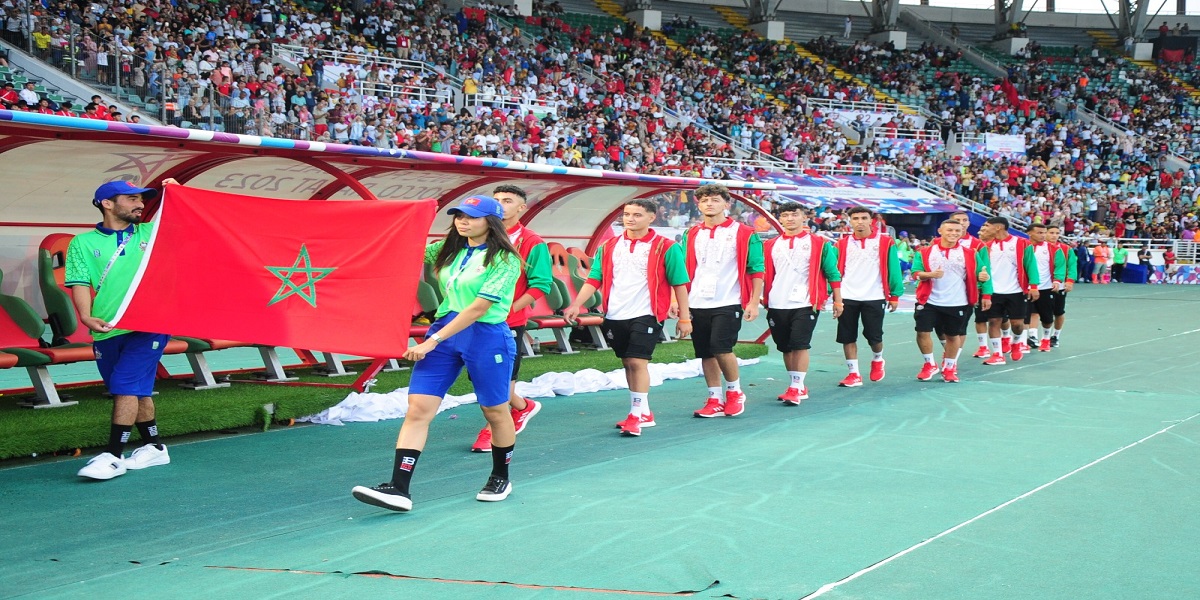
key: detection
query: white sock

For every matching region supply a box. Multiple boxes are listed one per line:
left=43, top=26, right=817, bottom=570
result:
left=1002, top=328, right=1013, bottom=340
left=630, top=391, right=648, bottom=417
left=725, top=379, right=741, bottom=394
left=1054, top=328, right=1063, bottom=341
left=1018, top=330, right=1028, bottom=345
left=708, top=386, right=721, bottom=400
left=847, top=359, right=860, bottom=374
left=1041, top=326, right=1051, bottom=339
left=977, top=333, right=988, bottom=347
left=872, top=351, right=884, bottom=361
left=788, top=371, right=806, bottom=389
left=1050, top=327, right=1060, bottom=339
left=989, top=337, right=1002, bottom=352
left=922, top=353, right=936, bottom=365
left=943, top=357, right=958, bottom=368
left=954, top=347, right=963, bottom=360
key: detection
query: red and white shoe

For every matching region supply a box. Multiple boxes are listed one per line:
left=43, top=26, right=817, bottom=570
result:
left=838, top=373, right=863, bottom=387
left=614, top=412, right=656, bottom=428
left=693, top=397, right=725, bottom=418
left=723, top=390, right=746, bottom=417
left=1001, top=337, right=1012, bottom=354
left=942, top=367, right=960, bottom=383
left=1038, top=338, right=1051, bottom=352
left=618, top=414, right=642, bottom=436
left=511, top=399, right=542, bottom=434
left=916, top=362, right=939, bottom=381
left=983, top=352, right=1007, bottom=366
left=869, top=359, right=886, bottom=382
left=779, top=387, right=808, bottom=405
left=972, top=346, right=990, bottom=358
left=471, top=427, right=492, bottom=453
left=1010, top=342, right=1025, bottom=362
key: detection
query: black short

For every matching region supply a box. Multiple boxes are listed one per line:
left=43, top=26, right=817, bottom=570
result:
left=602, top=316, right=662, bottom=360
left=914, top=304, right=971, bottom=337
left=1053, top=290, right=1068, bottom=317
left=767, top=307, right=819, bottom=352
left=974, top=303, right=989, bottom=324
left=985, top=293, right=1027, bottom=321
left=836, top=299, right=887, bottom=345
left=1029, top=291, right=1056, bottom=324
left=691, top=304, right=743, bottom=358
left=509, top=326, right=525, bottom=381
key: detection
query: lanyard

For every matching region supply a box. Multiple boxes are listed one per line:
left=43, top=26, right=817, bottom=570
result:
left=444, top=245, right=483, bottom=291
left=97, top=231, right=136, bottom=292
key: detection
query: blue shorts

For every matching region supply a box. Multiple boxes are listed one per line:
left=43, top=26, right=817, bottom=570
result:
left=408, top=314, right=516, bottom=407
left=93, top=331, right=170, bottom=397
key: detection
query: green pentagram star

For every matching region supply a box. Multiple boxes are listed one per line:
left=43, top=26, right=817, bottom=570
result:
left=265, top=244, right=337, bottom=308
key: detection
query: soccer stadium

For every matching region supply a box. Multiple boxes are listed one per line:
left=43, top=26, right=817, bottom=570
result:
left=1, top=0, right=1199, bottom=597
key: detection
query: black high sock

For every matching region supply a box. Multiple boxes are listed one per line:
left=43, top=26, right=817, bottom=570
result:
left=490, top=444, right=514, bottom=479
left=106, top=424, right=132, bottom=457
left=391, top=449, right=421, bottom=495
left=135, top=419, right=162, bottom=450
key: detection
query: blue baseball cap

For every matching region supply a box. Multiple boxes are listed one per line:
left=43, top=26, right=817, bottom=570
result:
left=447, top=195, right=503, bottom=219
left=93, top=180, right=159, bottom=206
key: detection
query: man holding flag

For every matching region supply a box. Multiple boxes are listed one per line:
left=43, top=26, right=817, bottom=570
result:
left=67, top=179, right=175, bottom=481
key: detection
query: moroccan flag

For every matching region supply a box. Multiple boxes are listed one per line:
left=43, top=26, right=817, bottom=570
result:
left=1000, top=78, right=1020, bottom=107
left=112, top=184, right=436, bottom=358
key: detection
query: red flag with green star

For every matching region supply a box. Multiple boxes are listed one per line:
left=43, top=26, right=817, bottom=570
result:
left=111, top=184, right=436, bottom=358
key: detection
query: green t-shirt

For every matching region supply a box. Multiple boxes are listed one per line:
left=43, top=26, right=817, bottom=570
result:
left=64, top=223, right=155, bottom=341
left=1113, top=248, right=1128, bottom=264
left=425, top=241, right=520, bottom=324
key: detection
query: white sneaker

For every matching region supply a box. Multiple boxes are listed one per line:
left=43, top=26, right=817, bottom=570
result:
left=77, top=452, right=127, bottom=480
left=124, top=444, right=170, bottom=470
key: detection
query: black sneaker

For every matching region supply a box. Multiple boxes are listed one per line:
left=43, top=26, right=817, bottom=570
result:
left=476, top=476, right=513, bottom=502
left=1050, top=336, right=1059, bottom=348
left=352, top=483, right=413, bottom=512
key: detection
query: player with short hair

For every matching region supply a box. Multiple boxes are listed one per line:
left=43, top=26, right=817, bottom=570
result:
left=834, top=206, right=904, bottom=387
left=912, top=219, right=992, bottom=383
left=980, top=217, right=1040, bottom=365
left=563, top=199, right=692, bottom=437
left=762, top=203, right=842, bottom=404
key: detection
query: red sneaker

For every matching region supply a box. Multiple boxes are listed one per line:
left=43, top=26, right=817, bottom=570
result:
left=511, top=399, right=542, bottom=434
left=869, top=359, right=886, bottom=382
left=1001, top=337, right=1012, bottom=354
left=916, top=362, right=939, bottom=381
left=614, top=412, right=656, bottom=428
left=779, top=387, right=808, bottom=405
left=838, top=372, right=863, bottom=387
left=1010, top=342, right=1025, bottom=362
left=618, top=414, right=642, bottom=436
left=724, top=390, right=746, bottom=417
left=983, top=352, right=1007, bottom=366
left=972, top=346, right=990, bottom=358
left=1038, top=338, right=1051, bottom=352
left=694, top=397, right=725, bottom=418
left=470, top=427, right=492, bottom=453
left=942, top=367, right=960, bottom=383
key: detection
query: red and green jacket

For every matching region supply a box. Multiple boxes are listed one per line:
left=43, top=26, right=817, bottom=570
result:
left=506, top=224, right=553, bottom=328
left=835, top=233, right=905, bottom=301
left=1055, top=241, right=1078, bottom=284
left=913, top=242, right=993, bottom=306
left=988, top=234, right=1040, bottom=291
left=1033, top=242, right=1068, bottom=289
left=586, top=229, right=690, bottom=322
left=761, top=232, right=841, bottom=309
left=681, top=218, right=765, bottom=306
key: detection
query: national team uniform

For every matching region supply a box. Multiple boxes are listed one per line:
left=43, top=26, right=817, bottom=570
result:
left=682, top=217, right=765, bottom=359
left=835, top=232, right=904, bottom=346
left=1029, top=241, right=1066, bottom=351
left=1054, top=241, right=1077, bottom=318
left=982, top=233, right=1039, bottom=363
left=504, top=223, right=553, bottom=381
left=913, top=242, right=992, bottom=338
left=762, top=231, right=841, bottom=353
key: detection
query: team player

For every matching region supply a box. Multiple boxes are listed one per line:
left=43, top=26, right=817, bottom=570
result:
left=834, top=206, right=904, bottom=387
left=353, top=196, right=521, bottom=512
left=563, top=199, right=692, bottom=437
left=911, top=219, right=992, bottom=383
left=682, top=184, right=765, bottom=418
left=68, top=179, right=176, bottom=480
left=981, top=217, right=1040, bottom=365
left=470, top=185, right=550, bottom=453
left=1046, top=225, right=1076, bottom=347
left=761, top=203, right=842, bottom=405
left=946, top=211, right=999, bottom=360
left=1027, top=224, right=1066, bottom=352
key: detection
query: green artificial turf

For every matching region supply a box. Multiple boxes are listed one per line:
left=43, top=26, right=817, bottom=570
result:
left=0, top=343, right=766, bottom=460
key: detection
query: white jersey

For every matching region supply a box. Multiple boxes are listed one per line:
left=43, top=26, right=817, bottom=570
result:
left=768, top=234, right=814, bottom=309
left=841, top=235, right=885, bottom=301
left=988, top=236, right=1022, bottom=295
left=925, top=245, right=969, bottom=306
left=689, top=219, right=742, bottom=309
left=606, top=235, right=654, bottom=320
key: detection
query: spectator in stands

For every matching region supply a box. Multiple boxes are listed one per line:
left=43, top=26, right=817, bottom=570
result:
left=67, top=179, right=176, bottom=481
left=18, top=82, right=39, bottom=106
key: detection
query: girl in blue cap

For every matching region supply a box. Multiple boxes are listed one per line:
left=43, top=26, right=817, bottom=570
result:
left=353, top=195, right=522, bottom=512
